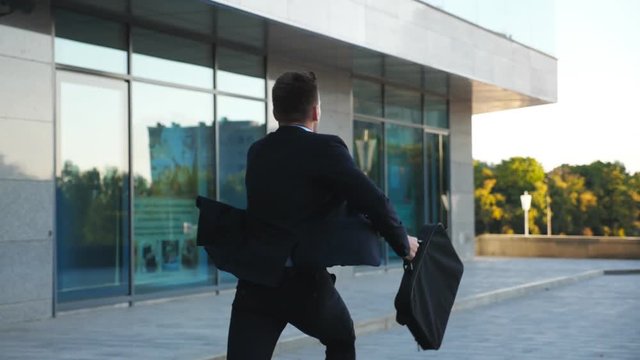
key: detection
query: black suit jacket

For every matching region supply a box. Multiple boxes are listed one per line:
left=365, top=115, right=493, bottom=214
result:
left=197, top=126, right=410, bottom=286
left=245, top=126, right=409, bottom=277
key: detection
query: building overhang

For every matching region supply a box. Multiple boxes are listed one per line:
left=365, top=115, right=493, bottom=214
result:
left=210, top=0, right=557, bottom=114
left=52, top=0, right=557, bottom=114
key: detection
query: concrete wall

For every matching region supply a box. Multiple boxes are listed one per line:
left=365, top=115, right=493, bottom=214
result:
left=448, top=95, right=475, bottom=260
left=477, top=235, right=640, bottom=259
left=211, top=0, right=557, bottom=105
left=0, top=0, right=54, bottom=324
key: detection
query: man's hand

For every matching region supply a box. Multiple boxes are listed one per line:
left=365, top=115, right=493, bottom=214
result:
left=404, top=235, right=419, bottom=261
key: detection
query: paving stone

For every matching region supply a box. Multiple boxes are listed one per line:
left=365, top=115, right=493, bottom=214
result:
left=0, top=257, right=639, bottom=359
left=275, top=274, right=640, bottom=359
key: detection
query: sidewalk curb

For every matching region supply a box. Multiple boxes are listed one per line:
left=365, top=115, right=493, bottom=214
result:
left=203, top=269, right=606, bottom=360
left=452, top=269, right=603, bottom=311
left=603, top=268, right=640, bottom=275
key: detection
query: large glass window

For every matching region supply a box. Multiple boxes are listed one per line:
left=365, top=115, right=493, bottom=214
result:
left=353, top=79, right=383, bottom=118
left=216, top=96, right=266, bottom=285
left=132, top=82, right=215, bottom=294
left=53, top=6, right=270, bottom=304
left=425, top=96, right=448, bottom=128
left=217, top=96, right=266, bottom=209
left=55, top=71, right=130, bottom=302
left=353, top=74, right=449, bottom=267
left=55, top=10, right=127, bottom=74
left=386, top=125, right=425, bottom=236
left=217, top=47, right=265, bottom=98
left=425, top=133, right=450, bottom=225
left=384, top=86, right=422, bottom=124
left=353, top=121, right=383, bottom=188
left=423, top=68, right=449, bottom=97
left=132, top=28, right=214, bottom=89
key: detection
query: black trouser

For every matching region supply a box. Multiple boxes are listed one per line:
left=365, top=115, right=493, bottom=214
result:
left=227, top=268, right=356, bottom=360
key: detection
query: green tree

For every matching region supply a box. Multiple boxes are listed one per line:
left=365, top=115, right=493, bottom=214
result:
left=572, top=161, right=635, bottom=236
left=629, top=172, right=640, bottom=236
left=493, top=157, right=546, bottom=234
left=473, top=161, right=506, bottom=234
left=547, top=165, right=596, bottom=235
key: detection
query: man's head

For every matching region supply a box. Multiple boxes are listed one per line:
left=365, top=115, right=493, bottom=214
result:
left=272, top=71, right=320, bottom=129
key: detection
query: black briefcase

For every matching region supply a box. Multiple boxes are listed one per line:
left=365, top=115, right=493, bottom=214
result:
left=394, top=223, right=464, bottom=350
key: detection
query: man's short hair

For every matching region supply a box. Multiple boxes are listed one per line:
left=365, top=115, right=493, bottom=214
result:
left=272, top=71, right=318, bottom=123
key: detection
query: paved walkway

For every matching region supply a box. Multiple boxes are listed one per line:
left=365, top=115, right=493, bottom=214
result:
left=0, top=258, right=639, bottom=359
left=275, top=273, right=640, bottom=359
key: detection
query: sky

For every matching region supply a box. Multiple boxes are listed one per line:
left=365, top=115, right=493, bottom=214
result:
left=472, top=0, right=640, bottom=174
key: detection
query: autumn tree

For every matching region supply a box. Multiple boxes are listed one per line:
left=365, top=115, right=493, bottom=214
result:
left=492, top=157, right=546, bottom=234
left=474, top=161, right=506, bottom=234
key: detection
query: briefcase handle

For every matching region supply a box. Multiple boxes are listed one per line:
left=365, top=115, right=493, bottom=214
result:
left=402, top=239, right=423, bottom=271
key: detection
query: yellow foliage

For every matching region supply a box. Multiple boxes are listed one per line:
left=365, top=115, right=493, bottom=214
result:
left=491, top=207, right=504, bottom=221
left=579, top=191, right=597, bottom=212
left=582, top=227, right=594, bottom=236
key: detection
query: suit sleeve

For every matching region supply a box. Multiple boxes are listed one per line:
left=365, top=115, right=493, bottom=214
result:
left=315, top=136, right=410, bottom=258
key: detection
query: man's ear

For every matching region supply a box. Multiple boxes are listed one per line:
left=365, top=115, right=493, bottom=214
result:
left=311, top=104, right=321, bottom=122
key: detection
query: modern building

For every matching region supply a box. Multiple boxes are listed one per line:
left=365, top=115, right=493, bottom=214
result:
left=0, top=0, right=556, bottom=324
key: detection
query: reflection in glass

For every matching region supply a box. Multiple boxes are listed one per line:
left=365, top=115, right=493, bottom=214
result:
left=353, top=47, right=383, bottom=77
left=217, top=47, right=265, bottom=98
left=424, top=68, right=449, bottom=96
left=386, top=125, right=424, bottom=237
left=353, top=121, right=383, bottom=188
left=441, top=135, right=450, bottom=228
left=425, top=133, right=450, bottom=226
left=385, top=57, right=422, bottom=88
left=385, top=86, right=421, bottom=124
left=55, top=10, right=127, bottom=74
left=217, top=95, right=266, bottom=284
left=132, top=27, right=213, bottom=89
left=353, top=121, right=385, bottom=270
left=217, top=96, right=266, bottom=209
left=56, top=71, right=129, bottom=302
left=216, top=7, right=265, bottom=50
left=424, top=97, right=448, bottom=128
left=131, top=0, right=217, bottom=37
left=353, top=79, right=382, bottom=117
left=132, top=82, right=215, bottom=294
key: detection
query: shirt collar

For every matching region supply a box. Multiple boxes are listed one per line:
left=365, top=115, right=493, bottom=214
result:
left=285, top=124, right=313, bottom=132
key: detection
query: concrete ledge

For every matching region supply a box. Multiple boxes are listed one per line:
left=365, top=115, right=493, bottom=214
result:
left=476, top=234, right=640, bottom=259
left=203, top=269, right=608, bottom=360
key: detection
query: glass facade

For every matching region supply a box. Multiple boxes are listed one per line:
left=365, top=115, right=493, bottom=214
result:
left=386, top=125, right=424, bottom=235
left=131, top=27, right=214, bottom=89
left=131, top=82, right=215, bottom=294
left=54, top=9, right=266, bottom=305
left=55, top=10, right=127, bottom=74
left=384, top=86, right=422, bottom=125
left=353, top=79, right=382, bottom=118
left=55, top=71, right=130, bottom=302
left=353, top=75, right=450, bottom=267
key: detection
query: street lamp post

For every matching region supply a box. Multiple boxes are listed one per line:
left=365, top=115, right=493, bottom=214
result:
left=520, top=191, right=532, bottom=236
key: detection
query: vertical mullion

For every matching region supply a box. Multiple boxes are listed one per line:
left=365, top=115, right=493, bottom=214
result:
left=213, top=44, right=221, bottom=291
left=127, top=22, right=135, bottom=306
left=51, top=7, right=59, bottom=318
left=381, top=81, right=390, bottom=268
left=422, top=93, right=429, bottom=226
